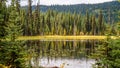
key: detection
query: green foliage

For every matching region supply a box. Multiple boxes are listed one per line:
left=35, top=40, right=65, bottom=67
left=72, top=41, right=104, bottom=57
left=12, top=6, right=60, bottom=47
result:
left=0, top=0, right=120, bottom=68
left=118, top=0, right=120, bottom=2
left=23, top=9, right=108, bottom=36
left=91, top=37, right=120, bottom=68
left=0, top=0, right=26, bottom=68
left=0, top=1, right=7, bottom=38
left=23, top=1, right=120, bottom=23
left=0, top=41, right=26, bottom=68
left=20, top=1, right=119, bottom=36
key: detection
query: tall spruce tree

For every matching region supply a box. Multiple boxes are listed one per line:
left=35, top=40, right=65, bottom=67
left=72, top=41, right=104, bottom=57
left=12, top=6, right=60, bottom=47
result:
left=98, top=10, right=103, bottom=35
left=0, top=0, right=7, bottom=65
left=0, top=0, right=26, bottom=67
left=92, top=15, right=96, bottom=35
left=26, top=0, right=33, bottom=35
left=33, top=0, right=40, bottom=35
left=85, top=11, right=90, bottom=34
left=0, top=0, right=7, bottom=38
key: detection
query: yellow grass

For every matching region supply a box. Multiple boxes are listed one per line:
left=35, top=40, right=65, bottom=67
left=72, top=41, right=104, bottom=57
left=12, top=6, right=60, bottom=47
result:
left=17, top=35, right=120, bottom=41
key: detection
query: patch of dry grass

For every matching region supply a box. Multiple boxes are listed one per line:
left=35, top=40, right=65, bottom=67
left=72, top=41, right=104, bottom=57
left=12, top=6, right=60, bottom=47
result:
left=17, top=35, right=120, bottom=41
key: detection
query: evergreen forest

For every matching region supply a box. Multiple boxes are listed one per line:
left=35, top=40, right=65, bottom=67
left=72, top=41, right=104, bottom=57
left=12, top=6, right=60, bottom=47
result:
left=0, top=0, right=120, bottom=68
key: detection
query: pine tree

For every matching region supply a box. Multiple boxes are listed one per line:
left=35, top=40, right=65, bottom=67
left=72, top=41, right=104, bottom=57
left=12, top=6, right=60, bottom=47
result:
left=73, top=13, right=77, bottom=35
left=76, top=13, right=81, bottom=34
left=41, top=15, right=45, bottom=35
left=26, top=0, right=33, bottom=36
left=0, top=0, right=7, bottom=38
left=0, top=0, right=26, bottom=67
left=0, top=0, right=8, bottom=65
left=46, top=9, right=51, bottom=34
left=15, top=0, right=20, bottom=14
left=92, top=15, right=96, bottom=35
left=98, top=10, right=103, bottom=35
left=85, top=11, right=90, bottom=34
left=92, top=37, right=120, bottom=68
left=33, top=0, right=40, bottom=35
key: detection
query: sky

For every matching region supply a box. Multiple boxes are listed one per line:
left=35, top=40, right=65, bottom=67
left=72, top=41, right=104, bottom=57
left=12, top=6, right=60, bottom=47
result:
left=7, top=0, right=115, bottom=6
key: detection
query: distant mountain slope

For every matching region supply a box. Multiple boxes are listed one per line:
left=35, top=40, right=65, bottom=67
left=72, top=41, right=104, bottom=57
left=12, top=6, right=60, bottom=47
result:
left=23, top=1, right=120, bottom=23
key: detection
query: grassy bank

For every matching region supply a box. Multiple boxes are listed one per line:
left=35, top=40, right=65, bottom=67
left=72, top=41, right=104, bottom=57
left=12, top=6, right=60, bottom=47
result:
left=17, top=35, right=119, bottom=40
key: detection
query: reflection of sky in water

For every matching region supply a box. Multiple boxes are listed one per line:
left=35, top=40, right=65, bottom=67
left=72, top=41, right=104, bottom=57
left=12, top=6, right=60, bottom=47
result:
left=32, top=58, right=95, bottom=68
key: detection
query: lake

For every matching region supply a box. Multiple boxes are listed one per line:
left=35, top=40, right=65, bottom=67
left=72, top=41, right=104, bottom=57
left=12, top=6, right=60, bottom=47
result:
left=25, top=40, right=98, bottom=68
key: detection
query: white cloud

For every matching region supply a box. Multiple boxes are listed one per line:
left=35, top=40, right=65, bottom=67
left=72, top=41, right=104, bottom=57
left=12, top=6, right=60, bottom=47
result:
left=7, top=0, right=114, bottom=6
left=40, top=0, right=114, bottom=5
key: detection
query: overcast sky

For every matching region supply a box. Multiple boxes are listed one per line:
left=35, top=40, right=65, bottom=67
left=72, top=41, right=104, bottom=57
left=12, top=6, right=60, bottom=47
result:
left=7, top=0, right=115, bottom=6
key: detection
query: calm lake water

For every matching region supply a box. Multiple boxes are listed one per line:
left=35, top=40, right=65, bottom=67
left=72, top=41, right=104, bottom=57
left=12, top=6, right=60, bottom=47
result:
left=26, top=40, right=98, bottom=68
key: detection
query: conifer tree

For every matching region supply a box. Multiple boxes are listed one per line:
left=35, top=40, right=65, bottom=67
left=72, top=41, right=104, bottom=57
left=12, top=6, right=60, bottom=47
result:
left=41, top=15, right=45, bottom=35
left=15, top=0, right=20, bottom=14
left=92, top=15, right=96, bottom=35
left=0, top=0, right=7, bottom=38
left=0, top=0, right=8, bottom=65
left=0, top=0, right=26, bottom=67
left=98, top=10, right=103, bottom=35
left=85, top=11, right=90, bottom=34
left=33, top=0, right=40, bottom=35
left=73, top=13, right=77, bottom=35
left=26, top=0, right=33, bottom=35
left=92, top=37, right=120, bottom=68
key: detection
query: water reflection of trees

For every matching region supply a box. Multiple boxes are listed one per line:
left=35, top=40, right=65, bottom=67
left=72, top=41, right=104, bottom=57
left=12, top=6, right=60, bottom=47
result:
left=25, top=40, right=98, bottom=67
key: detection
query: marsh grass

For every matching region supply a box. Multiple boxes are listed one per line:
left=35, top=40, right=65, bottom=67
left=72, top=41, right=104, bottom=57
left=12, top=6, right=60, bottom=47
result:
left=17, top=35, right=119, bottom=40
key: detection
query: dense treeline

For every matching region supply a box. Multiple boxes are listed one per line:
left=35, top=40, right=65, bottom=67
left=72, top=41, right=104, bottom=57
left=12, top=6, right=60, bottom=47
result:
left=0, top=0, right=117, bottom=36
left=24, top=10, right=106, bottom=36
left=21, top=1, right=117, bottom=36
left=23, top=1, right=120, bottom=23
left=0, top=0, right=118, bottom=36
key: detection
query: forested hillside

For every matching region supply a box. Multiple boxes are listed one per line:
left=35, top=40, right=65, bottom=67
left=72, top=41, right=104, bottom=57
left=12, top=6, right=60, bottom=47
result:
left=0, top=0, right=119, bottom=36
left=18, top=1, right=120, bottom=36
left=23, top=1, right=120, bottom=23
